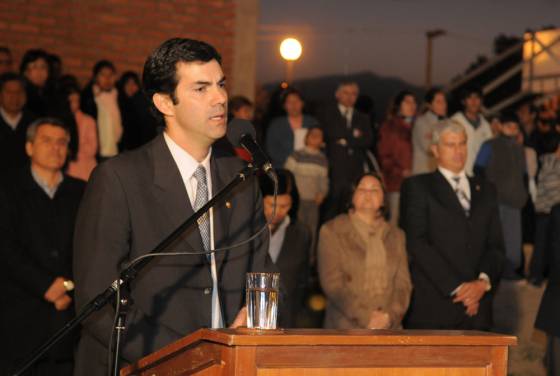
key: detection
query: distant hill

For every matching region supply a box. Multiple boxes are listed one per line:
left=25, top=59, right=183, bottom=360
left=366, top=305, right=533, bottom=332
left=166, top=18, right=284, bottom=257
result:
left=262, top=71, right=424, bottom=123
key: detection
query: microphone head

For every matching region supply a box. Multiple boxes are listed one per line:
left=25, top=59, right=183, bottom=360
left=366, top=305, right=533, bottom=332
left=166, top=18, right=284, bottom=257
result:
left=226, top=118, right=256, bottom=147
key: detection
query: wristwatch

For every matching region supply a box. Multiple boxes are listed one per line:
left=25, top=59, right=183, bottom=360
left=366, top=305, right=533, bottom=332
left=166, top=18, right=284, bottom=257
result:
left=63, top=279, right=75, bottom=292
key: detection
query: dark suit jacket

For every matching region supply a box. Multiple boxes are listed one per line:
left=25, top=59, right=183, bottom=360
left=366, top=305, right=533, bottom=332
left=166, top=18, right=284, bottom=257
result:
left=400, top=171, right=505, bottom=330
left=273, top=222, right=310, bottom=327
left=535, top=204, right=560, bottom=337
left=73, top=135, right=271, bottom=374
left=0, top=110, right=36, bottom=173
left=320, top=105, right=372, bottom=190
left=0, top=168, right=85, bottom=370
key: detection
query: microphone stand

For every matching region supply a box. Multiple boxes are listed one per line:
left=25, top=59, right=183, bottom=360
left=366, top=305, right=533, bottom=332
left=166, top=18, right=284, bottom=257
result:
left=13, top=164, right=261, bottom=376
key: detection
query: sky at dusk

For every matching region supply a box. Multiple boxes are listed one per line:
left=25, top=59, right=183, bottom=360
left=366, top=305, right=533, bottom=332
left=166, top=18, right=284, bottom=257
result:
left=257, top=0, right=559, bottom=86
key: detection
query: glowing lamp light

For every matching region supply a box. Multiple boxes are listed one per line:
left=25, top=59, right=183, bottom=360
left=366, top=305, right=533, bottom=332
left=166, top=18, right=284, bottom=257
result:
left=279, top=38, right=302, bottom=61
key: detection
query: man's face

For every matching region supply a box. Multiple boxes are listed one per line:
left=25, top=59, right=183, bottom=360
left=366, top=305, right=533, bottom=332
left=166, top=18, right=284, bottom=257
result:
left=431, top=130, right=467, bottom=174
left=26, top=124, right=69, bottom=172
left=166, top=60, right=227, bottom=147
left=430, top=92, right=447, bottom=117
left=501, top=121, right=520, bottom=137
left=95, top=67, right=116, bottom=91
left=335, top=84, right=359, bottom=108
left=0, top=80, right=26, bottom=114
left=463, top=93, right=482, bottom=114
left=232, top=105, right=253, bottom=121
left=283, top=93, right=303, bottom=117
left=0, top=51, right=13, bottom=74
left=263, top=194, right=292, bottom=227
left=24, top=58, right=49, bottom=88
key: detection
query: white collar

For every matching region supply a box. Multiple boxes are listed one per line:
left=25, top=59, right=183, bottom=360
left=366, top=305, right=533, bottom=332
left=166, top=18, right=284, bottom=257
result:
left=438, top=166, right=467, bottom=181
left=338, top=104, right=353, bottom=116
left=164, top=131, right=212, bottom=181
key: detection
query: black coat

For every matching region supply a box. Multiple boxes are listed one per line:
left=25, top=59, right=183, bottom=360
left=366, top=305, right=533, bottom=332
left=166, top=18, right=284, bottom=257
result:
left=400, top=171, right=505, bottom=330
left=73, top=135, right=272, bottom=374
left=0, top=168, right=85, bottom=370
left=273, top=222, right=311, bottom=327
left=0, top=110, right=36, bottom=173
left=535, top=204, right=560, bottom=337
left=320, top=105, right=372, bottom=190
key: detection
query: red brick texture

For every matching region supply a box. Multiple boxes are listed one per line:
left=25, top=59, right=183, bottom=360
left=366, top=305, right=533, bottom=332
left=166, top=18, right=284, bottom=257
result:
left=0, top=0, right=236, bottom=85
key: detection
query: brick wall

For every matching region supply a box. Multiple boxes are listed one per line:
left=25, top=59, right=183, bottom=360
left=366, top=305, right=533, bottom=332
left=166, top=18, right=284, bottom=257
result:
left=0, top=0, right=237, bottom=86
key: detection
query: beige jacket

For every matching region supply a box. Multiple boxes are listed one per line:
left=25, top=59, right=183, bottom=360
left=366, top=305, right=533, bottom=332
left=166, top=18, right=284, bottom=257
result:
left=318, top=214, right=412, bottom=329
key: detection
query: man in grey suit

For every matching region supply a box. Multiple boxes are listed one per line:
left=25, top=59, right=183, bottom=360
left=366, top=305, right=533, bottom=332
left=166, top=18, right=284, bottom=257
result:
left=73, top=38, right=270, bottom=374
left=400, top=119, right=505, bottom=330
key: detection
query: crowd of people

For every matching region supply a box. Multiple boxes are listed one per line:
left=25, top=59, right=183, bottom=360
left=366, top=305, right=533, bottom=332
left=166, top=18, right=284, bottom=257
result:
left=1, top=40, right=560, bottom=375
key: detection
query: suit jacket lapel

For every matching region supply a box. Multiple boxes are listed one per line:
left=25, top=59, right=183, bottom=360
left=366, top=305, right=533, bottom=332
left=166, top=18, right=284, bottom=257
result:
left=151, top=135, right=206, bottom=261
left=432, top=171, right=467, bottom=217
left=468, top=177, right=482, bottom=216
left=210, top=151, right=233, bottom=271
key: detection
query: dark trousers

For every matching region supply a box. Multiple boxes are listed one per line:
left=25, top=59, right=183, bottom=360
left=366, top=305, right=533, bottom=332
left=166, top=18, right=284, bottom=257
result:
left=529, top=213, right=551, bottom=284
left=546, top=335, right=560, bottom=376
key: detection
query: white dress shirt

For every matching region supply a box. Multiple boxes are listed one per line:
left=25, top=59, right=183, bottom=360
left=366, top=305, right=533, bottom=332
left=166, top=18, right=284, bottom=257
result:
left=163, top=132, right=223, bottom=328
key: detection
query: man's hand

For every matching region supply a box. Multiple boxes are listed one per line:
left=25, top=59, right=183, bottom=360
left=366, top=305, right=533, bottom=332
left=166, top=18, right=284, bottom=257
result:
left=229, top=306, right=247, bottom=328
left=54, top=294, right=72, bottom=311
left=453, top=280, right=487, bottom=312
left=44, top=277, right=67, bottom=303
left=465, top=301, right=479, bottom=317
left=367, top=310, right=391, bottom=329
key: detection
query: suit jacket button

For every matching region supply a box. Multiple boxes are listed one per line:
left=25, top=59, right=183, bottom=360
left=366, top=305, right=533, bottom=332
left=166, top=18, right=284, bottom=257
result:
left=204, top=288, right=212, bottom=295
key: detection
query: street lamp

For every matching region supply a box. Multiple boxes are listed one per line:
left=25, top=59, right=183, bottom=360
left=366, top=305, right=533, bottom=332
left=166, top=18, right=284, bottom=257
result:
left=279, top=37, right=302, bottom=85
left=425, top=29, right=446, bottom=89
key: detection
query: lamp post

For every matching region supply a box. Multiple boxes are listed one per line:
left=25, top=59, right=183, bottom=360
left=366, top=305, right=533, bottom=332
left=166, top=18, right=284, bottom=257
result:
left=279, top=37, right=302, bottom=85
left=425, top=29, right=446, bottom=89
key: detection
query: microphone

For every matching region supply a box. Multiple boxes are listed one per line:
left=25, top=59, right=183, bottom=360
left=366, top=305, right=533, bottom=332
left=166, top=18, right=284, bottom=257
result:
left=226, top=119, right=276, bottom=180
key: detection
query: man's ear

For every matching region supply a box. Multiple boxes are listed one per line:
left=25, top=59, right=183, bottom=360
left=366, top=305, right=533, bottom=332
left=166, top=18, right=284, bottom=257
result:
left=25, top=141, right=33, bottom=158
left=153, top=93, right=175, bottom=118
left=430, top=144, right=439, bottom=158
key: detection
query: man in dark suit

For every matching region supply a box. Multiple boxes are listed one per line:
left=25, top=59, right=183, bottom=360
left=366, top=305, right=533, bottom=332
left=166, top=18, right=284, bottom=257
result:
left=0, top=72, right=36, bottom=172
left=400, top=119, right=505, bottom=330
left=320, top=81, right=372, bottom=221
left=0, top=118, right=85, bottom=375
left=73, top=38, right=270, bottom=374
left=260, top=169, right=311, bottom=327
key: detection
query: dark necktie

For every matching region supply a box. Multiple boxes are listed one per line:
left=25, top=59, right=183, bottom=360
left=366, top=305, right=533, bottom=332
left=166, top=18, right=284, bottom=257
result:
left=193, top=165, right=211, bottom=255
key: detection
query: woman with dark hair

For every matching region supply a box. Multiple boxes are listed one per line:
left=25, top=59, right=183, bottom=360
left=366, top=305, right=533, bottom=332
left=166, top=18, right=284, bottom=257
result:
left=412, top=88, right=447, bottom=175
left=265, top=88, right=319, bottom=167
left=377, top=90, right=417, bottom=225
left=20, top=48, right=53, bottom=116
left=117, top=70, right=158, bottom=151
left=54, top=77, right=98, bottom=181
left=318, top=172, right=412, bottom=329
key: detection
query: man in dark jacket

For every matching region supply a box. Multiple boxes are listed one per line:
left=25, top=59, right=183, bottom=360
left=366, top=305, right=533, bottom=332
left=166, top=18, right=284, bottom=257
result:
left=400, top=119, right=504, bottom=330
left=474, top=113, right=527, bottom=279
left=0, top=117, right=85, bottom=375
left=73, top=38, right=271, bottom=375
left=320, top=81, right=372, bottom=221
left=0, top=72, right=36, bottom=172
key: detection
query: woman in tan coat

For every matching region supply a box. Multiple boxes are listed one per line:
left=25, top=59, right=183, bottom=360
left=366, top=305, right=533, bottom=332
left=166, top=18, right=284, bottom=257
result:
left=318, top=172, right=412, bottom=329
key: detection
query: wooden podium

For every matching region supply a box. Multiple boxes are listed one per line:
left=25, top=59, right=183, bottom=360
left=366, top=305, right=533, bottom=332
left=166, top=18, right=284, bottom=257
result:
left=121, top=329, right=516, bottom=376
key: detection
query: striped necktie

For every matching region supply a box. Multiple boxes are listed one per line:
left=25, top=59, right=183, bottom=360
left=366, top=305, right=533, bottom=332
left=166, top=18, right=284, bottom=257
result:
left=452, top=176, right=470, bottom=216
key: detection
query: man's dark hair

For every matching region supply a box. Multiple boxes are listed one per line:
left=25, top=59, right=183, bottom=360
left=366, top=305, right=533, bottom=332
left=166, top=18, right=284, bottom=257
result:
left=92, top=60, right=116, bottom=77
left=26, top=117, right=71, bottom=142
left=259, top=168, right=300, bottom=221
left=0, top=72, right=25, bottom=92
left=499, top=112, right=519, bottom=125
left=142, top=38, right=222, bottom=124
left=424, top=87, right=446, bottom=104
left=228, top=95, right=253, bottom=112
left=19, top=49, right=49, bottom=74
left=460, top=85, right=483, bottom=102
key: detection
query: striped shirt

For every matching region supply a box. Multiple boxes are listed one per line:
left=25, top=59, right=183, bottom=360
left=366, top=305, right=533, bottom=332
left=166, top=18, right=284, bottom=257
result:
left=284, top=147, right=329, bottom=201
